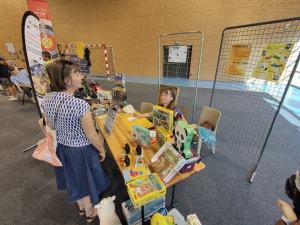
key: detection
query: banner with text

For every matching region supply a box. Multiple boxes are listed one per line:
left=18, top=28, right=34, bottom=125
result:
left=27, top=0, right=58, bottom=59
left=22, top=11, right=47, bottom=117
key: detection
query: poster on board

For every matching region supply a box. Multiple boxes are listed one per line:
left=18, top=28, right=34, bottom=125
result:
left=252, top=43, right=295, bottom=82
left=168, top=46, right=187, bottom=63
left=5, top=43, right=16, bottom=54
left=22, top=11, right=47, bottom=117
left=226, top=44, right=252, bottom=76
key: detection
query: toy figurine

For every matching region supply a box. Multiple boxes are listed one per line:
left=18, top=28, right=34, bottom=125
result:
left=124, top=155, right=130, bottom=167
left=136, top=145, right=142, bottom=156
left=124, top=143, right=130, bottom=154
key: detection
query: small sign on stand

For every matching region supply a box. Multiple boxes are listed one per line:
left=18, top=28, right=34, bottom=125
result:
left=104, top=108, right=117, bottom=136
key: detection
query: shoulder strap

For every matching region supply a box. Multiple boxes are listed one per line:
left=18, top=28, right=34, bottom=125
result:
left=54, top=95, right=72, bottom=128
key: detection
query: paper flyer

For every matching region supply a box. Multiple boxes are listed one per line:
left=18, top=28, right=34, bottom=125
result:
left=168, top=46, right=187, bottom=63
left=252, top=42, right=295, bottom=82
left=226, top=44, right=252, bottom=76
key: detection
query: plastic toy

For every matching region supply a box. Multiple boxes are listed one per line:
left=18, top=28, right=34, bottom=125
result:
left=173, top=121, right=193, bottom=159
left=151, top=212, right=174, bottom=225
left=94, top=195, right=121, bottom=225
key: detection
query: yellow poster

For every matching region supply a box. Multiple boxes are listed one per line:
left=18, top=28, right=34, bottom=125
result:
left=252, top=43, right=295, bottom=82
left=226, top=44, right=252, bottom=76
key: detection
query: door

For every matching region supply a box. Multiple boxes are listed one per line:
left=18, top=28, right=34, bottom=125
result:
left=163, top=45, right=192, bottom=79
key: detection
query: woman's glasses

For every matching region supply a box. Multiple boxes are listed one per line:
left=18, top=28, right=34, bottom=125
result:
left=60, top=60, right=73, bottom=79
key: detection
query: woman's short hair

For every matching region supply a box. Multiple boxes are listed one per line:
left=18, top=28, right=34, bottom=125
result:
left=158, top=87, right=176, bottom=110
left=46, top=58, right=80, bottom=91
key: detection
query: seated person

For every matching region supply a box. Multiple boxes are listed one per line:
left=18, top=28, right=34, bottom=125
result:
left=0, top=58, right=18, bottom=100
left=134, top=87, right=187, bottom=124
left=8, top=66, right=36, bottom=103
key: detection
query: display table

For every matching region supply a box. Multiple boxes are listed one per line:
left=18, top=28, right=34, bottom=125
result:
left=95, top=112, right=205, bottom=224
left=94, top=112, right=205, bottom=189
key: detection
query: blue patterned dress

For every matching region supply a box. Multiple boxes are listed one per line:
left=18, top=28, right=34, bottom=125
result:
left=41, top=92, right=109, bottom=204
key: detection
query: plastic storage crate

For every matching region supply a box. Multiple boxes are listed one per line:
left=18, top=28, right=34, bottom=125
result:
left=179, top=148, right=201, bottom=173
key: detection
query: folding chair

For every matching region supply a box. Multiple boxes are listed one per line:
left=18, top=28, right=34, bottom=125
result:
left=190, top=106, right=221, bottom=155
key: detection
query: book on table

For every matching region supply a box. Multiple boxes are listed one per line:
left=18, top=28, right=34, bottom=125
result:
left=126, top=173, right=166, bottom=209
left=132, top=124, right=150, bottom=147
left=156, top=126, right=171, bottom=147
left=121, top=196, right=165, bottom=225
left=150, top=142, right=187, bottom=183
left=123, top=166, right=150, bottom=183
left=152, top=105, right=174, bottom=133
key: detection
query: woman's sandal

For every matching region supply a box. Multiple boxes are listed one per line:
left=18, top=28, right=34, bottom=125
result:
left=79, top=208, right=85, bottom=216
left=86, top=212, right=97, bottom=223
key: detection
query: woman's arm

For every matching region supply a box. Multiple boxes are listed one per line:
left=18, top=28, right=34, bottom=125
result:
left=81, top=110, right=106, bottom=161
left=134, top=111, right=153, bottom=118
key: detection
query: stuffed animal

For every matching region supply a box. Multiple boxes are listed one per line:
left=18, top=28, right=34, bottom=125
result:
left=94, top=196, right=121, bottom=225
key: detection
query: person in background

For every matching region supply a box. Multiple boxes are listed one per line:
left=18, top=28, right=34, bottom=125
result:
left=0, top=58, right=18, bottom=100
left=0, top=83, right=10, bottom=96
left=8, top=66, right=35, bottom=103
left=41, top=58, right=109, bottom=223
left=42, top=51, right=53, bottom=67
left=134, top=87, right=188, bottom=123
left=42, top=51, right=53, bottom=92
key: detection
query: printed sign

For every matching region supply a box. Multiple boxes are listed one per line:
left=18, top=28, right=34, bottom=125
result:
left=5, top=43, right=16, bottom=54
left=252, top=43, right=295, bottom=82
left=226, top=44, right=252, bottom=76
left=168, top=46, right=187, bottom=63
left=104, top=108, right=117, bottom=136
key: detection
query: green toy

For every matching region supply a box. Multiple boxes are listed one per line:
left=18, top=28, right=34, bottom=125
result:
left=173, top=121, right=194, bottom=159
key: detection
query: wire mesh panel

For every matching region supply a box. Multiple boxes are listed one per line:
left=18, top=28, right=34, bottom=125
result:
left=210, top=18, right=300, bottom=173
left=158, top=31, right=204, bottom=123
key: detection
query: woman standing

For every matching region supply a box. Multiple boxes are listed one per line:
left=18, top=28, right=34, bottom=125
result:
left=41, top=58, right=109, bottom=223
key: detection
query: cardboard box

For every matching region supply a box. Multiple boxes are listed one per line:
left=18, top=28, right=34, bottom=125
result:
left=122, top=196, right=165, bottom=225
left=153, top=105, right=174, bottom=133
left=151, top=142, right=187, bottom=183
left=187, top=214, right=202, bottom=225
left=126, top=173, right=166, bottom=209
left=132, top=124, right=150, bottom=147
left=123, top=166, right=150, bottom=183
left=156, top=126, right=171, bottom=147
